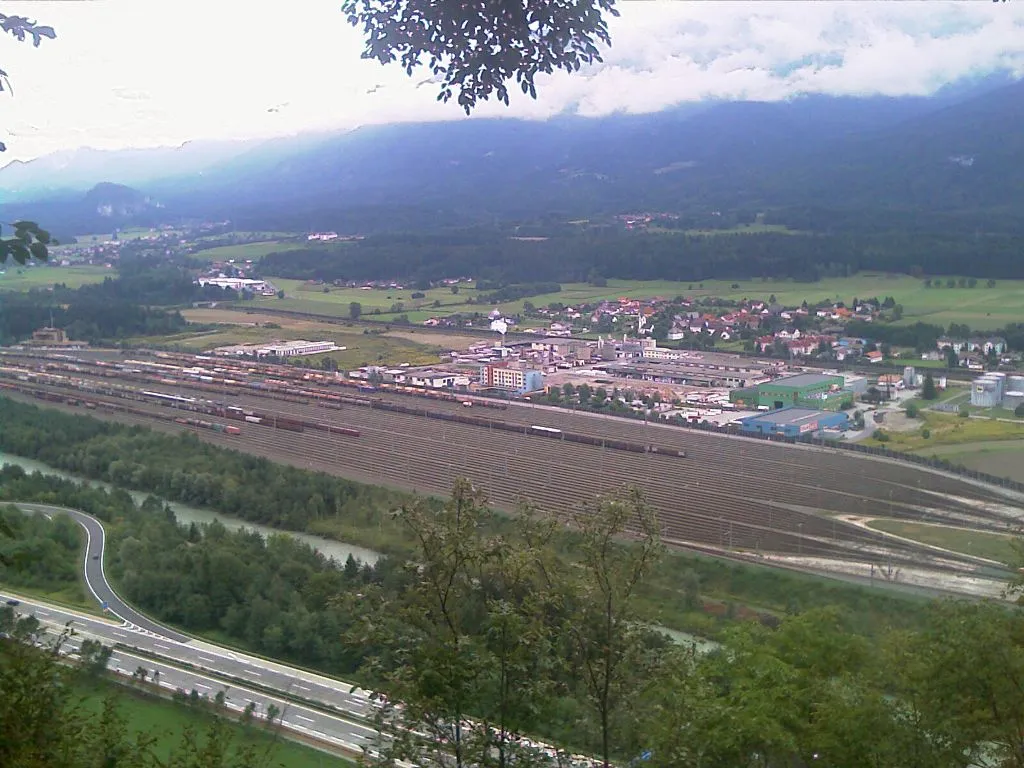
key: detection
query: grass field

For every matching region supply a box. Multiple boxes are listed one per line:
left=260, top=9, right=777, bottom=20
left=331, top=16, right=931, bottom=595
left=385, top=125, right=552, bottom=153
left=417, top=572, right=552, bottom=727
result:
left=0, top=264, right=113, bottom=291
left=154, top=310, right=445, bottom=368
left=864, top=412, right=1024, bottom=453
left=257, top=275, right=1024, bottom=331
left=77, top=680, right=350, bottom=767
left=866, top=519, right=1018, bottom=565
left=193, top=240, right=306, bottom=262
left=910, top=440, right=1024, bottom=483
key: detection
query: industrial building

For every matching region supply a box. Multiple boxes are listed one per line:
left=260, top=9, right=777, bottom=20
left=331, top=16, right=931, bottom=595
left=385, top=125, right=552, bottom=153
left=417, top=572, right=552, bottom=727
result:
left=737, top=407, right=850, bottom=438
left=729, top=372, right=854, bottom=411
left=971, top=372, right=1024, bottom=409
left=213, top=340, right=339, bottom=358
left=479, top=363, right=544, bottom=394
left=601, top=358, right=764, bottom=389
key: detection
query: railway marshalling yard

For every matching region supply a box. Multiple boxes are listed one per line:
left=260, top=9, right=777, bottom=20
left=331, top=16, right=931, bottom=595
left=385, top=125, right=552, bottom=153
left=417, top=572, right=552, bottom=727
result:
left=2, top=348, right=1022, bottom=600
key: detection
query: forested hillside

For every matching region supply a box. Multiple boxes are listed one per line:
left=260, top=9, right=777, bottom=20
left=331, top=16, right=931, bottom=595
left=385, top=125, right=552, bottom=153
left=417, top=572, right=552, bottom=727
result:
left=261, top=228, right=1024, bottom=285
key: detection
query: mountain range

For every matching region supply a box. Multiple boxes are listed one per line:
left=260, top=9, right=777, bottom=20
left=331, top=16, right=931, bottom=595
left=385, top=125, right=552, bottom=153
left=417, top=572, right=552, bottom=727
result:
left=1, top=74, right=1021, bottom=236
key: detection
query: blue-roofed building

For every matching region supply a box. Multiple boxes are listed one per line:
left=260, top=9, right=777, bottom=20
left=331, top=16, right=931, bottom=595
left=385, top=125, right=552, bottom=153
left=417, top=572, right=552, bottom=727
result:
left=737, top=407, right=849, bottom=438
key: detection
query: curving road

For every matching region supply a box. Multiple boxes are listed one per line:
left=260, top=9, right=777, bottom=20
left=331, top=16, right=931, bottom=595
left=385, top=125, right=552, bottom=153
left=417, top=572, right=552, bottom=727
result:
left=1, top=503, right=376, bottom=721
left=10, top=503, right=191, bottom=643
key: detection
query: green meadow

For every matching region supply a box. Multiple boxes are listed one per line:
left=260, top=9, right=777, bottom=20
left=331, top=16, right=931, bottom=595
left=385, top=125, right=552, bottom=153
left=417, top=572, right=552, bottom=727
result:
left=257, top=274, right=1024, bottom=331
left=0, top=264, right=113, bottom=291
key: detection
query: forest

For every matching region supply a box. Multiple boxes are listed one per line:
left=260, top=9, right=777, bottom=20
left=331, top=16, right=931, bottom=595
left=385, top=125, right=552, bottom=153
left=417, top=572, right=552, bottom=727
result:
left=0, top=254, right=239, bottom=344
left=2, top=467, right=1024, bottom=768
left=260, top=227, right=1024, bottom=286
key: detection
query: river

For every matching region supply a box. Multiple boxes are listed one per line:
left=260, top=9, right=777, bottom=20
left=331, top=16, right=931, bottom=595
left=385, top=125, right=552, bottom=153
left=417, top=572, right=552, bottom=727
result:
left=1, top=452, right=722, bottom=648
left=0, top=451, right=382, bottom=565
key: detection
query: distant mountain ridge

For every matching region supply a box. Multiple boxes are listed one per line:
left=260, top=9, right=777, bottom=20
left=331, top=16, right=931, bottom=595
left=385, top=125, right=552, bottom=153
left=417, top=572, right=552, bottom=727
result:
left=2, top=74, right=1022, bottom=234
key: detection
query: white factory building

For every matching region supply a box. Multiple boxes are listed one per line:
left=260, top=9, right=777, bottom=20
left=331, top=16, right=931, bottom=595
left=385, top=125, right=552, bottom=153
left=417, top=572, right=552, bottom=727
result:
left=196, top=277, right=276, bottom=295
left=213, top=340, right=339, bottom=358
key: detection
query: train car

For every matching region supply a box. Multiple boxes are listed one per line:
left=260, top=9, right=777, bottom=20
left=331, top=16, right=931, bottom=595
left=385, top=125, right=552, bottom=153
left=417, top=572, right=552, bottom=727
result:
left=274, top=418, right=305, bottom=433
left=648, top=446, right=686, bottom=458
left=244, top=415, right=263, bottom=424
left=141, top=390, right=196, bottom=405
left=529, top=425, right=563, bottom=438
left=328, top=426, right=361, bottom=438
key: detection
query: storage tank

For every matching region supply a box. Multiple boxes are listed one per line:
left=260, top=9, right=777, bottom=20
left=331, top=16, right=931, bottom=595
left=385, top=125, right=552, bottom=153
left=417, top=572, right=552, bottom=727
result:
left=1007, top=375, right=1024, bottom=392
left=1003, top=391, right=1024, bottom=412
left=971, top=376, right=1001, bottom=408
left=903, top=366, right=916, bottom=389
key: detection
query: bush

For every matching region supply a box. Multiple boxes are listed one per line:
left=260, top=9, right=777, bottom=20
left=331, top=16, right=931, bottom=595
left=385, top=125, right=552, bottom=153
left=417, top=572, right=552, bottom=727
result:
left=958, top=406, right=970, bottom=419
left=905, top=403, right=919, bottom=418
left=921, top=428, right=931, bottom=439
left=1016, top=403, right=1024, bottom=418
left=873, top=429, right=889, bottom=443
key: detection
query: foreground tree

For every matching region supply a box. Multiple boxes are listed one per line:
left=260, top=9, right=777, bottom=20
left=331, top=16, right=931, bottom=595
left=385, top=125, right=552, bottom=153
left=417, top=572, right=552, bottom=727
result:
left=563, top=487, right=662, bottom=767
left=341, top=0, right=618, bottom=113
left=1, top=14, right=56, bottom=263
left=1, top=12, right=56, bottom=152
left=0, top=608, right=271, bottom=767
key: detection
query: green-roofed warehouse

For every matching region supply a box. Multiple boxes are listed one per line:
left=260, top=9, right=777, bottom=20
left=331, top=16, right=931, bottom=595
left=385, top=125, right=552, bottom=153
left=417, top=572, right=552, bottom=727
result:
left=729, top=372, right=854, bottom=412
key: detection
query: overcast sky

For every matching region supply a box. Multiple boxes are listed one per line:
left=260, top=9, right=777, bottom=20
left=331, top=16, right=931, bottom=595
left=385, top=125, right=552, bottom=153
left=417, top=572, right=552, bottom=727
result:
left=2, top=0, right=1023, bottom=162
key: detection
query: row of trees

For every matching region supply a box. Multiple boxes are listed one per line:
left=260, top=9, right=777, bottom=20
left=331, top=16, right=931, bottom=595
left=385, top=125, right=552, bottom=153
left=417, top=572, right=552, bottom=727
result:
left=0, top=398, right=410, bottom=539
left=260, top=228, right=1024, bottom=287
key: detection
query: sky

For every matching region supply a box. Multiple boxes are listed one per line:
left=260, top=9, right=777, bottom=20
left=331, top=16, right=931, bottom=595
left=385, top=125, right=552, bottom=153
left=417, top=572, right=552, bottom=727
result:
left=1, top=0, right=1023, bottom=163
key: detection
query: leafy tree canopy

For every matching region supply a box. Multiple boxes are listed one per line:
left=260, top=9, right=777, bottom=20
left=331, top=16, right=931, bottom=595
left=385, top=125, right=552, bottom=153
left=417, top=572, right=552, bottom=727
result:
left=0, top=220, right=52, bottom=264
left=1, top=12, right=57, bottom=152
left=342, top=0, right=617, bottom=113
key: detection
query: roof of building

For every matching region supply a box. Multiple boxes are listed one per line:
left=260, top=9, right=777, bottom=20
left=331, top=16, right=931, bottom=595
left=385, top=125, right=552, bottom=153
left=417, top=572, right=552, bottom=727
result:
left=739, top=407, right=842, bottom=427
left=763, top=373, right=841, bottom=389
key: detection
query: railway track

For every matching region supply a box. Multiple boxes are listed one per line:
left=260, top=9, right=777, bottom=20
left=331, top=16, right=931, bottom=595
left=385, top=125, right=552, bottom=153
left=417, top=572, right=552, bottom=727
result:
left=2, top=352, right=1019, bottom=575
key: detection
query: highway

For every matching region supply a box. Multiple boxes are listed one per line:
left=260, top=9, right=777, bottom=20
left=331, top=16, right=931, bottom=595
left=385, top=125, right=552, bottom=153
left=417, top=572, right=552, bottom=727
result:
left=10, top=615, right=377, bottom=756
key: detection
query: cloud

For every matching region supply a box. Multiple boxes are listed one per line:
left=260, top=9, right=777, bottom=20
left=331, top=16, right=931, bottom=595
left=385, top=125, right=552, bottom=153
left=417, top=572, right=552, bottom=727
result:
left=2, top=0, right=1022, bottom=161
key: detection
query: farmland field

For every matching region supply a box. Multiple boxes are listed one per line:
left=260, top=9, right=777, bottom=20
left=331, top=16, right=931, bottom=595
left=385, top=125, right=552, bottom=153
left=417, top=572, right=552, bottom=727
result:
left=911, top=440, right=1024, bottom=483
left=0, top=264, right=113, bottom=291
left=181, top=306, right=481, bottom=351
left=192, top=240, right=306, bottom=262
left=256, top=275, right=1024, bottom=330
left=866, top=519, right=1017, bottom=565
left=150, top=311, right=445, bottom=368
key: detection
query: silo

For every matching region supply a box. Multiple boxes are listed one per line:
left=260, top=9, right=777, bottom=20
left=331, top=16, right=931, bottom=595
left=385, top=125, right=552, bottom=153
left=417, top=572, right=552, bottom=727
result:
left=903, top=366, right=916, bottom=389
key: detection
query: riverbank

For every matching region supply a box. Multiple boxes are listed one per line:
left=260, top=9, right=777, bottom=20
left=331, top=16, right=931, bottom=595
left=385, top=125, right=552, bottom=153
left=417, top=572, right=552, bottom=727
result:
left=0, top=452, right=382, bottom=565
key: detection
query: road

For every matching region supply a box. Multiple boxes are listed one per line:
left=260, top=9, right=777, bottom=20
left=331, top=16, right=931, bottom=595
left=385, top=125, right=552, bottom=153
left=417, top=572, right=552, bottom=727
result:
left=1, top=503, right=377, bottom=723
left=14, top=616, right=378, bottom=756
left=11, top=503, right=191, bottom=643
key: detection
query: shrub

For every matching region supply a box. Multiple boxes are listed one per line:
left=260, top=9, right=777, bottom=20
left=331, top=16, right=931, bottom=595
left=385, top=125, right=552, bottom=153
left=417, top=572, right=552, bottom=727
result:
left=905, top=403, right=919, bottom=418
left=873, top=429, right=889, bottom=443
left=921, top=428, right=931, bottom=439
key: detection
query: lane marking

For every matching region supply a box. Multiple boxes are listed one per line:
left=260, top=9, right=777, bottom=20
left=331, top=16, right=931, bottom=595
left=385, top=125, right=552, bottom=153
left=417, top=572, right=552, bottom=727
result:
left=155, top=643, right=171, bottom=650
left=294, top=684, right=310, bottom=692
left=296, top=715, right=315, bottom=724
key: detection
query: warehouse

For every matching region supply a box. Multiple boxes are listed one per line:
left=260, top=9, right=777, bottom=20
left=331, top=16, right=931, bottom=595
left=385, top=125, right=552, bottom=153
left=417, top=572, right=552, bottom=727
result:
left=737, top=407, right=850, bottom=438
left=730, top=372, right=854, bottom=411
